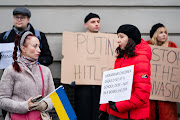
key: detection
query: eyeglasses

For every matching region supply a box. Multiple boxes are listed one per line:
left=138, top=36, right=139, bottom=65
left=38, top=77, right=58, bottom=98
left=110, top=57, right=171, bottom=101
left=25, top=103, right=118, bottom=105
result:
left=14, top=16, right=26, bottom=21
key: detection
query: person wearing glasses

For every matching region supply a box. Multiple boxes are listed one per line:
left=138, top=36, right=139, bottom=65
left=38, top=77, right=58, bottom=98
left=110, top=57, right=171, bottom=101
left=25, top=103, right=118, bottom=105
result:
left=0, top=7, right=53, bottom=66
left=0, top=7, right=53, bottom=118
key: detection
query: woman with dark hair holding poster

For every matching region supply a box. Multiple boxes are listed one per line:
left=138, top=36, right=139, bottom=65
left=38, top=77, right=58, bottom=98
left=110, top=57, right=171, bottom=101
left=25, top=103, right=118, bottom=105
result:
left=99, top=24, right=152, bottom=120
left=146, top=23, right=178, bottom=120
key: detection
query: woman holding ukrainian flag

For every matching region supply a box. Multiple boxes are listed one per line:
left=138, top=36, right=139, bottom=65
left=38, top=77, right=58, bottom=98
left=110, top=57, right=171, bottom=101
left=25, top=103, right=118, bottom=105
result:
left=0, top=31, right=55, bottom=120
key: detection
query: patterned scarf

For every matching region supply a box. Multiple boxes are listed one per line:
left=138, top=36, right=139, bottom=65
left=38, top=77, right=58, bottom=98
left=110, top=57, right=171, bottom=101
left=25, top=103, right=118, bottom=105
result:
left=17, top=55, right=39, bottom=71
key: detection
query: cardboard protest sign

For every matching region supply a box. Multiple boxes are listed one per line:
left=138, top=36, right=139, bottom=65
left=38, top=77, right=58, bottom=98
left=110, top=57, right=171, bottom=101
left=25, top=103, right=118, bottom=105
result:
left=61, top=32, right=180, bottom=102
left=150, top=45, right=180, bottom=102
left=100, top=65, right=134, bottom=104
left=0, top=43, right=15, bottom=69
left=61, top=32, right=118, bottom=85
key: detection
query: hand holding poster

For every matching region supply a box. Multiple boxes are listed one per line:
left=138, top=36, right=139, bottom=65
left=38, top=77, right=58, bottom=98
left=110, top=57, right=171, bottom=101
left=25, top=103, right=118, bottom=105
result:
left=100, top=65, right=134, bottom=104
left=61, top=31, right=180, bottom=103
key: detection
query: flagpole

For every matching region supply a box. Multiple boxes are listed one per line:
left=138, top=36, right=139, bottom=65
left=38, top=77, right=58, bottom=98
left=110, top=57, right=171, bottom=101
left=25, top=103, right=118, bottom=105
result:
left=39, top=85, right=63, bottom=103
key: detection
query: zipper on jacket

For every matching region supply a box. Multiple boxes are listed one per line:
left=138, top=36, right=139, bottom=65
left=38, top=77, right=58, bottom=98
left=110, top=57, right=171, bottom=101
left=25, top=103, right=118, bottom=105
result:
left=120, top=56, right=131, bottom=120
left=128, top=110, right=130, bottom=120
left=119, top=56, right=128, bottom=67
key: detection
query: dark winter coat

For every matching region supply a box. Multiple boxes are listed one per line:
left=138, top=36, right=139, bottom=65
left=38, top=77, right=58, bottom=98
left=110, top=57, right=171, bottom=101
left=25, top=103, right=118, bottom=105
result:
left=0, top=24, right=53, bottom=66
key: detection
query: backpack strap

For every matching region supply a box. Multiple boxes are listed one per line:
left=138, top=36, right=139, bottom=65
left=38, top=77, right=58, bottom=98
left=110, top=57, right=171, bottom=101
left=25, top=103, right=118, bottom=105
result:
left=34, top=30, right=42, bottom=48
left=3, top=29, right=42, bottom=48
left=3, top=30, right=11, bottom=41
left=34, top=30, right=41, bottom=41
left=3, top=30, right=41, bottom=41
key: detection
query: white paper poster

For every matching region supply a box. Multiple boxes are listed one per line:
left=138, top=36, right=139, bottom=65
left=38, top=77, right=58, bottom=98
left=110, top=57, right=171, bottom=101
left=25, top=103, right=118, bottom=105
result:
left=0, top=43, right=15, bottom=69
left=100, top=65, right=134, bottom=104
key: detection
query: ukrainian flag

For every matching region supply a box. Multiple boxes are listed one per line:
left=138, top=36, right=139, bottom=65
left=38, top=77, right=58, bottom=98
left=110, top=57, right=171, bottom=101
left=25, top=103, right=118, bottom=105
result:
left=49, top=86, right=77, bottom=120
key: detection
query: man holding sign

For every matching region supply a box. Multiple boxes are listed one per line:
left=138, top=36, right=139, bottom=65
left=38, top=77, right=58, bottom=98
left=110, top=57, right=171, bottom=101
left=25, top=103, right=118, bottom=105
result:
left=99, top=24, right=152, bottom=120
left=74, top=13, right=101, bottom=120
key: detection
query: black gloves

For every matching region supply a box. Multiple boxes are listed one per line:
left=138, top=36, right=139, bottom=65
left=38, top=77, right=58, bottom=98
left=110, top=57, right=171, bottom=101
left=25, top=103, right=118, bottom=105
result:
left=98, top=111, right=108, bottom=120
left=98, top=102, right=118, bottom=120
left=68, top=81, right=76, bottom=88
left=0, top=52, right=1, bottom=60
left=109, top=101, right=119, bottom=112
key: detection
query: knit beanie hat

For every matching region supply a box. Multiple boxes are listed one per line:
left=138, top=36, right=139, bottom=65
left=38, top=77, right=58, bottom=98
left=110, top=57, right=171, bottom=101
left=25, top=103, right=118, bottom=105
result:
left=84, top=13, right=100, bottom=23
left=117, top=24, right=141, bottom=44
left=150, top=23, right=165, bottom=38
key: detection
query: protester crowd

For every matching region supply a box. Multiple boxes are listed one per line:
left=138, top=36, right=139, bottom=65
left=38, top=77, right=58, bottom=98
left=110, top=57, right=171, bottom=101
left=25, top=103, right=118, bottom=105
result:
left=0, top=7, right=179, bottom=120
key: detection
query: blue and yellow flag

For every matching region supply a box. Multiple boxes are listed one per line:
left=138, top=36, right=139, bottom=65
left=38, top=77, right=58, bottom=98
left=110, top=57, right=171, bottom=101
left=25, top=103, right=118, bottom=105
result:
left=49, top=86, right=77, bottom=120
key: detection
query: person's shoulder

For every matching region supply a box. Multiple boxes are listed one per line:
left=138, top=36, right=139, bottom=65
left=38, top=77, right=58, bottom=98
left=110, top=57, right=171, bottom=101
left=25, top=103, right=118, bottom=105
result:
left=135, top=39, right=152, bottom=61
left=0, top=29, right=16, bottom=43
left=34, top=29, right=45, bottom=34
left=29, top=24, right=45, bottom=35
left=34, top=30, right=46, bottom=38
left=0, top=31, right=7, bottom=36
left=39, top=65, right=52, bottom=76
left=39, top=65, right=50, bottom=71
left=138, top=39, right=152, bottom=51
left=0, top=31, right=8, bottom=40
left=146, top=40, right=152, bottom=45
left=168, top=41, right=178, bottom=48
left=3, top=65, right=14, bottom=73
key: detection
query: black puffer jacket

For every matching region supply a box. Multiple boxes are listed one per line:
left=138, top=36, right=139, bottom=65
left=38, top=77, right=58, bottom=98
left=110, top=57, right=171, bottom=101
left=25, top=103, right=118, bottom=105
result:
left=0, top=23, right=53, bottom=66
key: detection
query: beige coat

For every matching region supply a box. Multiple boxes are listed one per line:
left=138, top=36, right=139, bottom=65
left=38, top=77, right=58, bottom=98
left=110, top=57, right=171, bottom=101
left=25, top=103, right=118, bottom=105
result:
left=0, top=63, right=55, bottom=120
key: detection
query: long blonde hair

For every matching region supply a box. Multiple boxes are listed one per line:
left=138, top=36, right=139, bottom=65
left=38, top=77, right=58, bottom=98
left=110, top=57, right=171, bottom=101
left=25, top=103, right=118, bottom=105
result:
left=151, top=27, right=169, bottom=47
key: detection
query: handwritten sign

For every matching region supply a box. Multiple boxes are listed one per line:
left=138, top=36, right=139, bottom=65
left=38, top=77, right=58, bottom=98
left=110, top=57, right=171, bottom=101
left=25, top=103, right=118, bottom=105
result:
left=0, top=43, right=15, bottom=69
left=100, top=65, right=134, bottom=104
left=61, top=32, right=118, bottom=85
left=150, top=45, right=180, bottom=102
left=61, top=32, right=180, bottom=102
